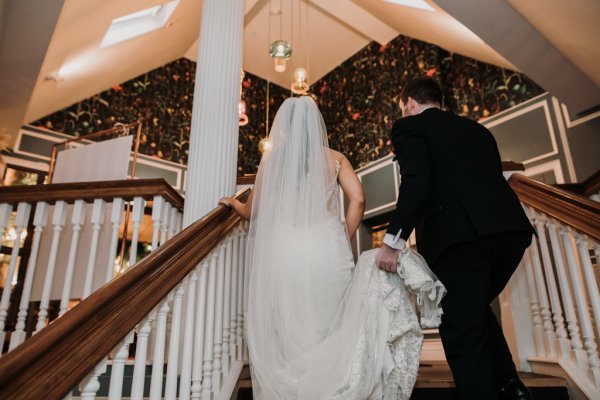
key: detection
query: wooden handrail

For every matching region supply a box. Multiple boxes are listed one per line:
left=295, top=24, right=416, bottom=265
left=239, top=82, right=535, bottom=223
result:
left=0, top=188, right=250, bottom=400
left=509, top=173, right=600, bottom=241
left=0, top=178, right=184, bottom=211
left=556, top=168, right=600, bottom=197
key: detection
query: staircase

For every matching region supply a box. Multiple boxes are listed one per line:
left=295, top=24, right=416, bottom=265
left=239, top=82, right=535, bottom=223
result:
left=233, top=363, right=569, bottom=400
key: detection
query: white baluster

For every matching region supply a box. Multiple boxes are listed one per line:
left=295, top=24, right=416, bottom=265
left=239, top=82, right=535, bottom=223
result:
left=150, top=294, right=172, bottom=400
left=176, top=211, right=183, bottom=234
left=222, top=237, right=233, bottom=373
left=230, top=231, right=240, bottom=361
left=546, top=219, right=589, bottom=368
left=523, top=248, right=546, bottom=356
left=106, top=198, right=125, bottom=283
left=242, top=227, right=250, bottom=362
left=534, top=212, right=569, bottom=356
left=0, top=202, right=30, bottom=350
left=108, top=332, right=134, bottom=400
left=560, top=226, right=600, bottom=385
left=191, top=261, right=210, bottom=400
left=237, top=231, right=246, bottom=361
left=10, top=202, right=49, bottom=350
left=212, top=244, right=226, bottom=391
left=180, top=269, right=199, bottom=400
left=167, top=206, right=178, bottom=240
left=202, top=254, right=218, bottom=400
left=527, top=208, right=557, bottom=357
left=59, top=200, right=86, bottom=317
left=79, top=360, right=108, bottom=400
left=165, top=282, right=186, bottom=399
left=160, top=203, right=171, bottom=246
left=575, top=234, right=600, bottom=353
left=128, top=197, right=145, bottom=269
left=131, top=313, right=155, bottom=400
left=35, top=201, right=67, bottom=334
left=151, top=196, right=165, bottom=251
left=0, top=203, right=12, bottom=233
left=83, top=199, right=105, bottom=298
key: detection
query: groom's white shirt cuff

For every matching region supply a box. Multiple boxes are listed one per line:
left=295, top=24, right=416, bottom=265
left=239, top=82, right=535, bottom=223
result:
left=383, top=231, right=406, bottom=250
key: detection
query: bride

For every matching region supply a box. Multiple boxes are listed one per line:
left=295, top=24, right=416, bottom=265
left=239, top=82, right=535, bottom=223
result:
left=220, top=96, right=445, bottom=399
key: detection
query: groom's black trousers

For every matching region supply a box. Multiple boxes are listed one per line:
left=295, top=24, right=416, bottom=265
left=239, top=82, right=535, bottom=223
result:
left=432, top=231, right=532, bottom=400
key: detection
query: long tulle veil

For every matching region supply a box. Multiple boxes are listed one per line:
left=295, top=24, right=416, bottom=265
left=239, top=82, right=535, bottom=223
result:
left=246, top=96, right=347, bottom=398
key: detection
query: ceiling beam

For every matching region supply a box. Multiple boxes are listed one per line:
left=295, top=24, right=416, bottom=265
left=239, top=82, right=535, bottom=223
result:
left=309, top=0, right=397, bottom=45
left=435, top=0, right=600, bottom=115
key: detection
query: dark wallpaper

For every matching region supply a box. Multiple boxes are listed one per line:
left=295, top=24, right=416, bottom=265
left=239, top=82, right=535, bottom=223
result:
left=32, top=34, right=544, bottom=174
left=314, top=35, right=544, bottom=168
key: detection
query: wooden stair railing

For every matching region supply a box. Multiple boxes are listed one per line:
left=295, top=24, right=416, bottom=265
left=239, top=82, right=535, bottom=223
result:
left=0, top=179, right=185, bottom=352
left=556, top=168, right=600, bottom=199
left=0, top=187, right=250, bottom=400
left=505, top=173, right=600, bottom=399
left=509, top=173, right=600, bottom=241
left=0, top=178, right=184, bottom=209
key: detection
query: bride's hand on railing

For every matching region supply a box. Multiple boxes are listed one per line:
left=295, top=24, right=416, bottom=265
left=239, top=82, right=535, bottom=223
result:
left=219, top=191, right=253, bottom=221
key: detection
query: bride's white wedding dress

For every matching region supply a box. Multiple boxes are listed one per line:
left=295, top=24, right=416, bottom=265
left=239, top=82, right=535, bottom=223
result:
left=246, top=97, right=444, bottom=400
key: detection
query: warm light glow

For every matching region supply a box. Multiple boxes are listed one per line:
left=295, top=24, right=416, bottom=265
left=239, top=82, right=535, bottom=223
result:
left=292, top=67, right=309, bottom=95
left=259, top=137, right=272, bottom=152
left=239, top=100, right=249, bottom=126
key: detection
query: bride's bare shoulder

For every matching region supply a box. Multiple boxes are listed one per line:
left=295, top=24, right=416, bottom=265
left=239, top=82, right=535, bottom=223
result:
left=327, top=148, right=347, bottom=163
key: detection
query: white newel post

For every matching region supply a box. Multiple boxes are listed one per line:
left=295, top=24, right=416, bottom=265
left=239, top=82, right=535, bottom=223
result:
left=182, top=0, right=244, bottom=227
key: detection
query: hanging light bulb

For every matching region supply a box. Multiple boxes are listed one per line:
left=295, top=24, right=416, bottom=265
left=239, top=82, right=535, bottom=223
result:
left=291, top=67, right=309, bottom=95
left=239, top=69, right=249, bottom=126
left=238, top=100, right=248, bottom=126
left=269, top=40, right=292, bottom=72
left=258, top=137, right=272, bottom=153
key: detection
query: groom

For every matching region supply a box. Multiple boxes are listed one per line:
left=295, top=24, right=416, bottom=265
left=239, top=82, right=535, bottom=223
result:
left=376, top=77, right=535, bottom=400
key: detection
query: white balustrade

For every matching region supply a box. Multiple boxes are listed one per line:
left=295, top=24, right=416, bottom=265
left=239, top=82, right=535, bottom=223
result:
left=505, top=201, right=600, bottom=398
left=106, top=198, right=125, bottom=283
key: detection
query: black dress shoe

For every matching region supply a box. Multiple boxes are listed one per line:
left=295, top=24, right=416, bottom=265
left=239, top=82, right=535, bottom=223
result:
left=499, top=377, right=532, bottom=400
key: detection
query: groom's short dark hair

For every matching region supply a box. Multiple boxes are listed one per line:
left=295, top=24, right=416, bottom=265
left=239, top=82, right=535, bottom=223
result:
left=400, top=77, right=443, bottom=105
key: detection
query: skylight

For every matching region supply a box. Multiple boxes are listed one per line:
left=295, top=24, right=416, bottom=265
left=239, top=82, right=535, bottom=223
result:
left=383, top=0, right=435, bottom=12
left=100, top=1, right=179, bottom=48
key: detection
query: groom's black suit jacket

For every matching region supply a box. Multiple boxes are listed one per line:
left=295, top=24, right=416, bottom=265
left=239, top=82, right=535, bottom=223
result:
left=387, top=107, right=534, bottom=266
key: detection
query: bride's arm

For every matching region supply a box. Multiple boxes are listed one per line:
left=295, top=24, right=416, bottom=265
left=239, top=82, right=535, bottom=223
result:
left=337, top=156, right=365, bottom=241
left=219, top=191, right=254, bottom=221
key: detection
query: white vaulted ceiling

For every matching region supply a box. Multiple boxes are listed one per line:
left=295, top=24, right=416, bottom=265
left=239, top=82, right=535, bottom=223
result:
left=0, top=0, right=598, bottom=144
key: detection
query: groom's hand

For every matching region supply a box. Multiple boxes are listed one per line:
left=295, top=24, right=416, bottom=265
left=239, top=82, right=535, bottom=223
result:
left=376, top=244, right=400, bottom=273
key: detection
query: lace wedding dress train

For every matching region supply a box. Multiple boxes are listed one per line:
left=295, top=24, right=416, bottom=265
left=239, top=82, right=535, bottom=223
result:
left=247, top=216, right=444, bottom=400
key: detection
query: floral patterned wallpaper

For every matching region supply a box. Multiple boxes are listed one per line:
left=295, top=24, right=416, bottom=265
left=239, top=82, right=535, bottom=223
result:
left=32, top=34, right=543, bottom=174
left=314, top=35, right=544, bottom=168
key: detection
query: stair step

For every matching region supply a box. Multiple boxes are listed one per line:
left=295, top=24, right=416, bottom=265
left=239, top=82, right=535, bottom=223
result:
left=235, top=362, right=570, bottom=400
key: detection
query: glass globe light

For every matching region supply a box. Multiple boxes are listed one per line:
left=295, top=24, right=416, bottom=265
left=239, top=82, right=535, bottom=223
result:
left=269, top=40, right=292, bottom=72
